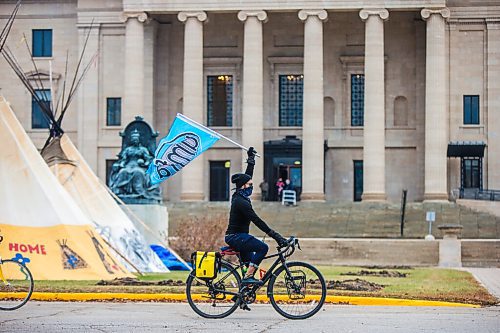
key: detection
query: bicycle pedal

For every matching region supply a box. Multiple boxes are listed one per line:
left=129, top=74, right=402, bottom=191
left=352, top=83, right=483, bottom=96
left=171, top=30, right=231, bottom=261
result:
left=240, top=303, right=251, bottom=311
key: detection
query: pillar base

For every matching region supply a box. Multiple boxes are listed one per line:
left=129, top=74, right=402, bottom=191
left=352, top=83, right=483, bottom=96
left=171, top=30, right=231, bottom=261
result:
left=300, top=192, right=325, bottom=202
left=361, top=192, right=387, bottom=202
left=180, top=192, right=205, bottom=201
left=423, top=193, right=449, bottom=202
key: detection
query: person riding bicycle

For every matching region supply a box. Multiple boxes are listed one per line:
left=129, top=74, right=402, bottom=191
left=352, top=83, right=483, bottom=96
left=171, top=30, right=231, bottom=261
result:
left=225, top=147, right=288, bottom=285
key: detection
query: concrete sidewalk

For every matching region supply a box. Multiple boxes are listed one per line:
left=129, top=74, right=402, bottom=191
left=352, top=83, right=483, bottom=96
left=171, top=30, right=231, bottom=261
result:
left=464, top=268, right=500, bottom=300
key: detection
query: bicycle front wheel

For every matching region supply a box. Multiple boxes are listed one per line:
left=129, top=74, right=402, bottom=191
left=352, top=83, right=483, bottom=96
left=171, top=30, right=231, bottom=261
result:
left=268, top=261, right=326, bottom=319
left=186, top=261, right=241, bottom=319
left=0, top=260, right=34, bottom=311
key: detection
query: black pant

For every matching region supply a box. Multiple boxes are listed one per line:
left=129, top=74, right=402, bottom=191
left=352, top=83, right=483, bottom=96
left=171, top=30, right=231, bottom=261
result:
left=225, top=233, right=269, bottom=266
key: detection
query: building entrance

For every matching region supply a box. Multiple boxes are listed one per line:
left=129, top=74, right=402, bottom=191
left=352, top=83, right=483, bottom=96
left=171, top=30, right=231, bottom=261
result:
left=209, top=161, right=230, bottom=201
left=264, top=136, right=302, bottom=201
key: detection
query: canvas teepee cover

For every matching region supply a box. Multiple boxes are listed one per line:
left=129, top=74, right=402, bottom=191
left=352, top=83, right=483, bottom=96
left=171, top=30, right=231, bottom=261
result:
left=43, top=134, right=168, bottom=273
left=0, top=96, right=131, bottom=279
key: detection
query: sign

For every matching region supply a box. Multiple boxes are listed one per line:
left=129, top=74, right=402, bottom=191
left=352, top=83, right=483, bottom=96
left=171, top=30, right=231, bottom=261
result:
left=426, top=211, right=436, bottom=222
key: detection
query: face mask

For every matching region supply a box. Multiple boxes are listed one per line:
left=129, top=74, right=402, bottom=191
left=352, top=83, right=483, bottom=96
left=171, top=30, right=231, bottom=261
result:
left=241, top=185, right=253, bottom=198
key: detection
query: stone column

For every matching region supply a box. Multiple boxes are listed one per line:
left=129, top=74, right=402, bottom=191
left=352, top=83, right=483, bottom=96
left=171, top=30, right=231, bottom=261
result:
left=421, top=8, right=450, bottom=201
left=77, top=23, right=100, bottom=171
left=238, top=10, right=267, bottom=197
left=486, top=19, right=500, bottom=189
left=178, top=11, right=207, bottom=201
left=359, top=8, right=389, bottom=202
left=144, top=20, right=158, bottom=127
left=298, top=9, right=328, bottom=201
left=122, top=12, right=148, bottom=125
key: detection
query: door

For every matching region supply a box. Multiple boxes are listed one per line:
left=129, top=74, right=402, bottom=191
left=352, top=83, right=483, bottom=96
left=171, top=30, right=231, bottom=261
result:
left=354, top=160, right=363, bottom=202
left=209, top=161, right=230, bottom=201
left=461, top=158, right=482, bottom=198
left=264, top=136, right=302, bottom=201
left=273, top=162, right=302, bottom=201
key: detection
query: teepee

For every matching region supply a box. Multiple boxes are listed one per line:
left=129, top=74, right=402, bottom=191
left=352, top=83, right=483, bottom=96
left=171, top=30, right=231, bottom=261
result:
left=42, top=134, right=170, bottom=272
left=0, top=96, right=131, bottom=279
left=1, top=13, right=186, bottom=272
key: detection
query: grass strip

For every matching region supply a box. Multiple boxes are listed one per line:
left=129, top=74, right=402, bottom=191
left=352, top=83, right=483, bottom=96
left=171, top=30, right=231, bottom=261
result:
left=23, top=266, right=498, bottom=306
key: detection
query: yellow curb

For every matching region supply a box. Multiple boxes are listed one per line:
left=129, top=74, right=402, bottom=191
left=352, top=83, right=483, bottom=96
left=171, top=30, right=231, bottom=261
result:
left=0, top=292, right=480, bottom=308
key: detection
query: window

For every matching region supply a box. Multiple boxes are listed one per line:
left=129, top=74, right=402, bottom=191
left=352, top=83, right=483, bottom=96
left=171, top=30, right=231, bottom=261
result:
left=32, top=89, right=51, bottom=129
left=353, top=160, right=363, bottom=202
left=462, top=158, right=481, bottom=189
left=351, top=74, right=365, bottom=126
left=463, top=95, right=479, bottom=125
left=279, top=74, right=303, bottom=126
left=106, top=98, right=122, bottom=126
left=207, top=75, right=233, bottom=126
left=32, top=29, right=52, bottom=57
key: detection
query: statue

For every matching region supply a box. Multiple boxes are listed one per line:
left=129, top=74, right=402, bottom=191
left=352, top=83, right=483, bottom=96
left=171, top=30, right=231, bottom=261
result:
left=109, top=116, right=161, bottom=204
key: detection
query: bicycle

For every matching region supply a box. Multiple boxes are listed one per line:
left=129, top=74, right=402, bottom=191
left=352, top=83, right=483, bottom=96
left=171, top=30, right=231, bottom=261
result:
left=186, top=236, right=326, bottom=320
left=0, top=235, right=34, bottom=310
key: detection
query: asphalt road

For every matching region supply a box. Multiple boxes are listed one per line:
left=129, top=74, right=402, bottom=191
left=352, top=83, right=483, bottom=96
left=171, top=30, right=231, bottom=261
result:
left=1, top=302, right=499, bottom=333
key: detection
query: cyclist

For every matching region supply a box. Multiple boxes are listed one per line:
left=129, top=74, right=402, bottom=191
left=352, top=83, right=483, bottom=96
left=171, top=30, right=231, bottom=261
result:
left=225, top=147, right=288, bottom=285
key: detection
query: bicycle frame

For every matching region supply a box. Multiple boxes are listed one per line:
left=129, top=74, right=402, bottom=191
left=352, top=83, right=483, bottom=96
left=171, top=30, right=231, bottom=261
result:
left=207, top=240, right=299, bottom=298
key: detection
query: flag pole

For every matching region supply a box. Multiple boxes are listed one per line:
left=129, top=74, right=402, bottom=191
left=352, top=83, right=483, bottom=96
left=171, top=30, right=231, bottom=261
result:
left=176, top=113, right=261, bottom=157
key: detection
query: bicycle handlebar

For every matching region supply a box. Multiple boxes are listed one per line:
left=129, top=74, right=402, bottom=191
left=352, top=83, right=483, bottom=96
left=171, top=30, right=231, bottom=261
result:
left=276, top=236, right=300, bottom=257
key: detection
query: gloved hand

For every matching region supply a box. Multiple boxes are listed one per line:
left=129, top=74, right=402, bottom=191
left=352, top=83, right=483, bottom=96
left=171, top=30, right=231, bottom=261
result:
left=268, top=230, right=288, bottom=248
left=246, top=147, right=257, bottom=165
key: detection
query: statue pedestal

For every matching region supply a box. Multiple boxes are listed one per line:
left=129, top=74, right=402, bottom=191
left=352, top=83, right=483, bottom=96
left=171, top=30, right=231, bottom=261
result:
left=438, top=224, right=463, bottom=268
left=123, top=204, right=169, bottom=246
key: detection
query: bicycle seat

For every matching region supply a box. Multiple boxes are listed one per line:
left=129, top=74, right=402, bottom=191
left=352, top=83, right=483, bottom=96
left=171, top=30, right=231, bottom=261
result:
left=220, top=246, right=239, bottom=256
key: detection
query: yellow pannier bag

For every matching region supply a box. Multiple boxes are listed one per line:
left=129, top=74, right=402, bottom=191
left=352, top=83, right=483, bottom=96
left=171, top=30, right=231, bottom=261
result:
left=192, top=251, right=221, bottom=279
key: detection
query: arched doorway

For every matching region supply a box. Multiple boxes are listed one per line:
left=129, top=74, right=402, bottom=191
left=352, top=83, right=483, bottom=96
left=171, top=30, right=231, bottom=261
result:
left=264, top=136, right=302, bottom=201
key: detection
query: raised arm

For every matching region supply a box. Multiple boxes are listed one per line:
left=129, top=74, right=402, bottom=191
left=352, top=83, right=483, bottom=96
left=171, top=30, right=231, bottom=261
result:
left=244, top=147, right=256, bottom=177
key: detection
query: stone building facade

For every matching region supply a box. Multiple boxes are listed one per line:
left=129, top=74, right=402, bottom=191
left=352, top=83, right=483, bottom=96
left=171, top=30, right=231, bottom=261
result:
left=0, top=0, right=498, bottom=203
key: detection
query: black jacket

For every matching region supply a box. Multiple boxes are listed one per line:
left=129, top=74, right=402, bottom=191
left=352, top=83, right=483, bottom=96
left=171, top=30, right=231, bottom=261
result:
left=226, top=161, right=271, bottom=235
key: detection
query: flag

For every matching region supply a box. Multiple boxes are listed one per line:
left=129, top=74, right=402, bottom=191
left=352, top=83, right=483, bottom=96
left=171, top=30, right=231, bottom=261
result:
left=147, top=114, right=220, bottom=185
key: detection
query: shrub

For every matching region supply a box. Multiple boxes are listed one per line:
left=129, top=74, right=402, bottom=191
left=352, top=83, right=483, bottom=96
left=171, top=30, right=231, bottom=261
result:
left=169, top=214, right=227, bottom=261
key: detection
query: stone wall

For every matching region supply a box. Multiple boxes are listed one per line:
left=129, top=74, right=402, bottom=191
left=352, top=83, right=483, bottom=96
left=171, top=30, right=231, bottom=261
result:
left=271, top=238, right=439, bottom=266
left=462, top=240, right=500, bottom=267
left=167, top=201, right=500, bottom=239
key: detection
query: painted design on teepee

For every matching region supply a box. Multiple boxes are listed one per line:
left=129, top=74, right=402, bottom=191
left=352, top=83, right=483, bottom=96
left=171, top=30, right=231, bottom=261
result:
left=86, top=230, right=122, bottom=274
left=57, top=240, right=87, bottom=269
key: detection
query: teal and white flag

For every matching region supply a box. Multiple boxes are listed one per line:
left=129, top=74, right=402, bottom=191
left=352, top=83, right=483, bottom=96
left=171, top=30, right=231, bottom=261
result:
left=147, top=114, right=220, bottom=185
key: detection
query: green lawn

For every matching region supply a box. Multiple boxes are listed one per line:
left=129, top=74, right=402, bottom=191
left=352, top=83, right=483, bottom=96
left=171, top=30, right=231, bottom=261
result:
left=30, top=266, right=498, bottom=306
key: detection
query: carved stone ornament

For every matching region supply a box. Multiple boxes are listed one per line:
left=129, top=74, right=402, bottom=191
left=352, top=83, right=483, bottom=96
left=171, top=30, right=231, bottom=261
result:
left=421, top=8, right=451, bottom=20
left=120, top=12, right=149, bottom=24
left=237, top=10, right=268, bottom=23
left=177, top=11, right=208, bottom=23
left=298, top=9, right=328, bottom=22
left=359, top=8, right=389, bottom=21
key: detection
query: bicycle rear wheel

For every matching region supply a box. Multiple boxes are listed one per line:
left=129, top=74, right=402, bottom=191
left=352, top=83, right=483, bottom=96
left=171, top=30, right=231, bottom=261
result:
left=268, top=261, right=326, bottom=319
left=0, top=260, right=34, bottom=311
left=186, top=261, right=241, bottom=319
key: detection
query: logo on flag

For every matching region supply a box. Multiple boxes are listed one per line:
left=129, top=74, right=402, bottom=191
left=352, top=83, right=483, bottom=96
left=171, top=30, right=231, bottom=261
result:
left=147, top=114, right=220, bottom=185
